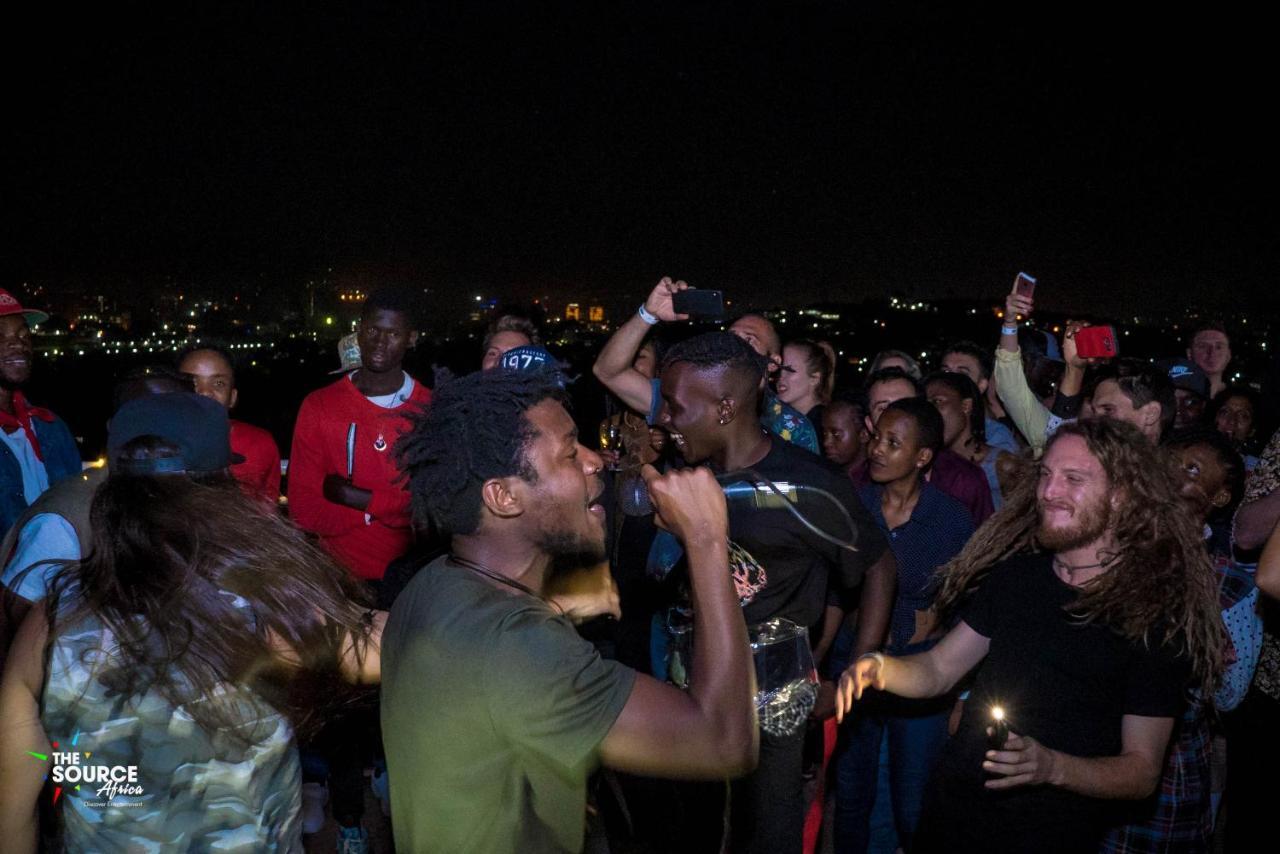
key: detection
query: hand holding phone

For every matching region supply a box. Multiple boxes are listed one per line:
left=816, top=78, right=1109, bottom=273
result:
left=1005, top=272, right=1036, bottom=321
left=672, top=288, right=725, bottom=320
left=1073, top=325, right=1119, bottom=360
left=643, top=277, right=691, bottom=322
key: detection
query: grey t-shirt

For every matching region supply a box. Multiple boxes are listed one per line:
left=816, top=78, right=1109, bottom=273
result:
left=381, top=556, right=636, bottom=853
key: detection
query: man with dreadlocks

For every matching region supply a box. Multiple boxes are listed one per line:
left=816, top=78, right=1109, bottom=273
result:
left=381, top=366, right=757, bottom=854
left=835, top=419, right=1223, bottom=853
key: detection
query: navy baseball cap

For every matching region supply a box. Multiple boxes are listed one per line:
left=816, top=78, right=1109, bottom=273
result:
left=107, top=392, right=239, bottom=475
left=1159, top=358, right=1210, bottom=399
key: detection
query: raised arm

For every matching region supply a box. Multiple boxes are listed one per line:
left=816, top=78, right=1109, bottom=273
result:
left=599, top=465, right=757, bottom=778
left=592, top=277, right=688, bottom=415
left=835, top=619, right=990, bottom=722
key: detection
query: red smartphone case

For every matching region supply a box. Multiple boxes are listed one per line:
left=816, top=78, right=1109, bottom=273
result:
left=1074, top=325, right=1119, bottom=359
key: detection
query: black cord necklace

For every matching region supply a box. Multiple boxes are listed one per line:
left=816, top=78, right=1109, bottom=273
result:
left=448, top=554, right=540, bottom=599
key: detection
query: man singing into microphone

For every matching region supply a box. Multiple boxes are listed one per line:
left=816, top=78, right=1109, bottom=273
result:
left=657, top=331, right=896, bottom=853
left=381, top=366, right=758, bottom=853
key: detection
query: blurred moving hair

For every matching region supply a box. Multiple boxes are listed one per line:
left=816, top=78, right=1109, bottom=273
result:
left=932, top=418, right=1224, bottom=695
left=43, top=436, right=374, bottom=742
left=881, top=397, right=945, bottom=458
left=787, top=339, right=838, bottom=405
left=924, top=370, right=987, bottom=445
left=869, top=349, right=922, bottom=381
left=397, top=367, right=567, bottom=536
left=483, top=313, right=542, bottom=351
left=1093, top=357, right=1177, bottom=437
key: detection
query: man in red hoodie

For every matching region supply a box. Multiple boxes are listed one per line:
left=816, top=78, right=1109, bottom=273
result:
left=289, top=288, right=432, bottom=583
left=178, top=344, right=282, bottom=502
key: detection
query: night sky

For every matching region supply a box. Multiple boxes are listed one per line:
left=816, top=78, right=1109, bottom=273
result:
left=6, top=2, right=1274, bottom=315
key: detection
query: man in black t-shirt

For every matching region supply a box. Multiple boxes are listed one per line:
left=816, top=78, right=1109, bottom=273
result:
left=657, top=331, right=896, bottom=854
left=835, top=418, right=1223, bottom=853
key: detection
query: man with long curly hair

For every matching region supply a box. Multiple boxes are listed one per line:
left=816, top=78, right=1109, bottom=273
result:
left=835, top=419, right=1224, bottom=853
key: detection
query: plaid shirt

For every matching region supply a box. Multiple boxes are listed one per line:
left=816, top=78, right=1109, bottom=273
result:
left=1099, top=708, right=1212, bottom=853
left=1100, top=556, right=1257, bottom=853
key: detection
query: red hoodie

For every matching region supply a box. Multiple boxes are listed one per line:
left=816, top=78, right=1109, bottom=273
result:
left=230, top=419, right=282, bottom=502
left=288, top=375, right=431, bottom=579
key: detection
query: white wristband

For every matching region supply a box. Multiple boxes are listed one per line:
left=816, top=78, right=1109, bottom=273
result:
left=1000, top=324, right=1018, bottom=336
left=637, top=303, right=659, bottom=325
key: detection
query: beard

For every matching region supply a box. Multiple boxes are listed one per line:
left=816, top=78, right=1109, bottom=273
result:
left=1037, top=493, right=1113, bottom=552
left=537, top=521, right=607, bottom=574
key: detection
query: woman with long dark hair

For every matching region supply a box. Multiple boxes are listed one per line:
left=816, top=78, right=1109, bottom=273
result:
left=0, top=394, right=382, bottom=853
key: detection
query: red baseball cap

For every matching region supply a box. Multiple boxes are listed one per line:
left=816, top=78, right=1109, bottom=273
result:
left=0, top=289, right=48, bottom=325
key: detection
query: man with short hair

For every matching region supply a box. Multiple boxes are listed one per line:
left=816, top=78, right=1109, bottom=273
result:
left=178, top=344, right=281, bottom=501
left=855, top=367, right=994, bottom=525
left=837, top=419, right=1215, bottom=852
left=1187, top=322, right=1231, bottom=398
left=657, top=331, right=895, bottom=853
left=593, top=277, right=818, bottom=453
left=1089, top=359, right=1176, bottom=445
left=0, top=289, right=81, bottom=537
left=480, top=313, right=540, bottom=371
left=288, top=288, right=432, bottom=583
left=941, top=340, right=1020, bottom=454
left=383, top=367, right=757, bottom=853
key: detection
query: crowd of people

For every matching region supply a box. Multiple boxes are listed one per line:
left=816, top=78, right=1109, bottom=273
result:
left=0, top=275, right=1277, bottom=854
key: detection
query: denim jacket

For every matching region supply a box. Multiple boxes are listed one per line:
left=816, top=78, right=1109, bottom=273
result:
left=0, top=415, right=81, bottom=538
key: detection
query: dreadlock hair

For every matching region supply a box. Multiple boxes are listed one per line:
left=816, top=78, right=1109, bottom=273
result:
left=362, top=285, right=420, bottom=327
left=932, top=418, right=1224, bottom=696
left=923, top=370, right=987, bottom=446
left=396, top=366, right=567, bottom=536
left=786, top=339, right=838, bottom=405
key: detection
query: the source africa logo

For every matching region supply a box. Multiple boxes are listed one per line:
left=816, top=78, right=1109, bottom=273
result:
left=28, top=730, right=144, bottom=806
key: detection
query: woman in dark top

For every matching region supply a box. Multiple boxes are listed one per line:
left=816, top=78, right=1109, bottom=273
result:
left=833, top=398, right=975, bottom=853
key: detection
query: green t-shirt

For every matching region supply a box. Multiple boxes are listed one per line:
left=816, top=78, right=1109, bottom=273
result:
left=381, top=556, right=637, bottom=853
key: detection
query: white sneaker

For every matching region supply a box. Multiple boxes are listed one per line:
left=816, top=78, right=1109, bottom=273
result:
left=301, top=781, right=328, bottom=835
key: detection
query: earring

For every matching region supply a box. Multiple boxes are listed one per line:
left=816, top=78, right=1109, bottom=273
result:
left=718, top=417, right=729, bottom=425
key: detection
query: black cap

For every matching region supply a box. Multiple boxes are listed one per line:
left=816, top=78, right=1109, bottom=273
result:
left=107, top=392, right=238, bottom=475
left=1158, top=358, right=1211, bottom=399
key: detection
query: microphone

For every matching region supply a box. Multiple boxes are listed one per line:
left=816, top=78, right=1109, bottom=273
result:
left=618, top=473, right=798, bottom=517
